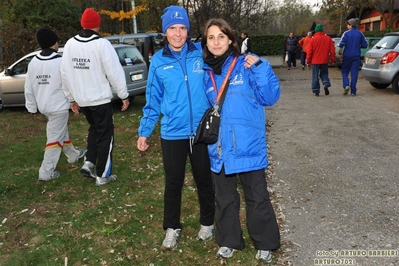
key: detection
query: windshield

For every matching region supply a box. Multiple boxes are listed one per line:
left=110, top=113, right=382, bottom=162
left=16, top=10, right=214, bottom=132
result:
left=374, top=35, right=399, bottom=49
left=115, top=46, right=145, bottom=65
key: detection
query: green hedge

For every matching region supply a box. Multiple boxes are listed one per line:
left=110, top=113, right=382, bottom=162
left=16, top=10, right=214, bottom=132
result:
left=251, top=30, right=399, bottom=56
left=252, top=35, right=287, bottom=56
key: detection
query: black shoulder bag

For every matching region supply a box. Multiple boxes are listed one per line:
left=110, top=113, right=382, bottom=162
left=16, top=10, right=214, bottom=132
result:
left=194, top=57, right=237, bottom=144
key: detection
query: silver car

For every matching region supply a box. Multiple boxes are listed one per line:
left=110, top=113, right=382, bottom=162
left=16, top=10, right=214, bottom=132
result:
left=361, top=32, right=399, bottom=93
left=0, top=43, right=147, bottom=111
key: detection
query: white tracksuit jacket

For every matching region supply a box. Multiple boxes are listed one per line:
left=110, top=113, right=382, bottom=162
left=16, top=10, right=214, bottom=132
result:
left=61, top=33, right=128, bottom=107
left=25, top=51, right=69, bottom=114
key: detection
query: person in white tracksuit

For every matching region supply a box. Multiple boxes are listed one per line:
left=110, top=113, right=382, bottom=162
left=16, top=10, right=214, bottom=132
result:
left=61, top=8, right=130, bottom=186
left=24, top=28, right=85, bottom=181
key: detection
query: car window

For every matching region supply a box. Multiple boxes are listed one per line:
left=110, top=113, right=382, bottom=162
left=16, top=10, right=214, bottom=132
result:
left=374, top=36, right=399, bottom=49
left=122, top=37, right=146, bottom=54
left=114, top=46, right=145, bottom=65
left=151, top=35, right=165, bottom=53
left=12, top=56, right=34, bottom=75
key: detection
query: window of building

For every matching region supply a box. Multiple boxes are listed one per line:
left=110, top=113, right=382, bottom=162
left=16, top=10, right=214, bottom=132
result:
left=372, top=21, right=380, bottom=31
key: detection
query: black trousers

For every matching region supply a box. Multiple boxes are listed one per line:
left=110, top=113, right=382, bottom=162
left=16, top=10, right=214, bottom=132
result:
left=81, top=103, right=114, bottom=177
left=161, top=139, right=215, bottom=230
left=213, top=167, right=280, bottom=250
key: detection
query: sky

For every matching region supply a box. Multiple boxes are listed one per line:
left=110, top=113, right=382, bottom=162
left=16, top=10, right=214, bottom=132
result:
left=305, top=0, right=321, bottom=12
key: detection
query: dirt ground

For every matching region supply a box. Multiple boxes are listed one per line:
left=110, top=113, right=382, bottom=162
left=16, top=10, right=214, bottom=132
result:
left=268, top=65, right=399, bottom=266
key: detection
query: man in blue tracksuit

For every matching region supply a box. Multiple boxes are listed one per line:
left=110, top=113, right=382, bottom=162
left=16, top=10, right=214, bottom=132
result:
left=338, top=18, right=368, bottom=96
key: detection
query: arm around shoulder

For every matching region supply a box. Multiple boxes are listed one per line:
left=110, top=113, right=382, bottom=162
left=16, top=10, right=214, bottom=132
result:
left=249, top=58, right=281, bottom=106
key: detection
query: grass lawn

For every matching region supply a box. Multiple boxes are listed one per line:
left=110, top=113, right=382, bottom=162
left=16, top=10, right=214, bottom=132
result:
left=0, top=95, right=285, bottom=265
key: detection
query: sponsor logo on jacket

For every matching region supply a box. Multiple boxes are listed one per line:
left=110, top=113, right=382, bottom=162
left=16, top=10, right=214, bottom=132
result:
left=72, top=58, right=90, bottom=70
left=230, top=73, right=243, bottom=86
left=192, top=60, right=204, bottom=73
left=36, top=74, right=51, bottom=85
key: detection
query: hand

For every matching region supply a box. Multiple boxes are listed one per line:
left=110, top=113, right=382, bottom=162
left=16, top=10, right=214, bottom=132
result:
left=244, top=55, right=259, bottom=69
left=137, top=136, right=149, bottom=151
left=70, top=102, right=80, bottom=114
left=121, top=98, right=130, bottom=111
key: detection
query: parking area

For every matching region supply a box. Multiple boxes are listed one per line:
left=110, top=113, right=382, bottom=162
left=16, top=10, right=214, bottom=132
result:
left=268, top=65, right=399, bottom=265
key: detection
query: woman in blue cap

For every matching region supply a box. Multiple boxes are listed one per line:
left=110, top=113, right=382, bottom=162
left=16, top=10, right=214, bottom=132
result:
left=137, top=5, right=215, bottom=250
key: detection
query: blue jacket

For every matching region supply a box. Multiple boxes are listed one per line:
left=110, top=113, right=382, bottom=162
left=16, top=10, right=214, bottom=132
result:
left=138, top=40, right=208, bottom=140
left=339, top=28, right=368, bottom=57
left=203, top=55, right=281, bottom=174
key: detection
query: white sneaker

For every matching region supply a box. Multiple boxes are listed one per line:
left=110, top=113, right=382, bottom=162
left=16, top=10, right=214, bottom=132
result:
left=216, top=246, right=236, bottom=258
left=95, top=175, right=117, bottom=186
left=38, top=171, right=60, bottom=181
left=81, top=161, right=96, bottom=178
left=68, top=149, right=86, bottom=164
left=161, top=228, right=181, bottom=249
left=256, top=250, right=272, bottom=263
left=196, top=224, right=214, bottom=241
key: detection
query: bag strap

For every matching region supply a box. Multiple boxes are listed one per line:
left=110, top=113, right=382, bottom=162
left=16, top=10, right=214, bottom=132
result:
left=209, top=56, right=238, bottom=109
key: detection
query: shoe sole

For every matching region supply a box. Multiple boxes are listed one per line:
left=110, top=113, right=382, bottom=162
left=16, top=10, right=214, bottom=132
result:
left=95, top=176, right=117, bottom=186
left=160, top=245, right=177, bottom=250
left=81, top=169, right=96, bottom=178
left=196, top=235, right=213, bottom=242
left=256, top=252, right=272, bottom=263
left=217, top=250, right=235, bottom=258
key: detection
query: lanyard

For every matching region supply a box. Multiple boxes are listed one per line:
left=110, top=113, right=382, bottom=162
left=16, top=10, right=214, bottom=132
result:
left=209, top=56, right=237, bottom=103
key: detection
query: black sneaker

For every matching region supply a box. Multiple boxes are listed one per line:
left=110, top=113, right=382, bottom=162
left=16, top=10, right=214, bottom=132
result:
left=324, top=86, right=330, bottom=95
left=313, top=93, right=319, bottom=96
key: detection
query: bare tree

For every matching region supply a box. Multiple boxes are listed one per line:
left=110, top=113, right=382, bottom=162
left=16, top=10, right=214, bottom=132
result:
left=373, top=0, right=399, bottom=29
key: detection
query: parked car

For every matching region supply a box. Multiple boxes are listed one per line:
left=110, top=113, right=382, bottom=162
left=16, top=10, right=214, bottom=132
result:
left=104, top=33, right=164, bottom=67
left=362, top=32, right=399, bottom=93
left=335, top=36, right=381, bottom=69
left=0, top=43, right=147, bottom=111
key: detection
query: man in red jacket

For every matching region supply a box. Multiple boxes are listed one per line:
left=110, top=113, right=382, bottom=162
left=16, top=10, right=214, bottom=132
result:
left=306, top=24, right=336, bottom=96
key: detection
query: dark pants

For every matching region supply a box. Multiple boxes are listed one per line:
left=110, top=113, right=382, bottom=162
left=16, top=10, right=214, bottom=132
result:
left=81, top=103, right=114, bottom=177
left=311, top=64, right=331, bottom=94
left=287, top=51, right=297, bottom=68
left=213, top=167, right=280, bottom=250
left=301, top=51, right=307, bottom=66
left=161, top=139, right=215, bottom=230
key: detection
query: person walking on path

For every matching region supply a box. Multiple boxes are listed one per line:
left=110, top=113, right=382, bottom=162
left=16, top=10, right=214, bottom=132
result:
left=25, top=28, right=85, bottom=181
left=299, top=31, right=312, bottom=70
left=306, top=24, right=336, bottom=96
left=137, top=5, right=215, bottom=250
left=285, top=31, right=298, bottom=69
left=338, top=18, right=368, bottom=96
left=61, top=8, right=130, bottom=186
left=201, top=18, right=281, bottom=263
left=240, top=32, right=252, bottom=54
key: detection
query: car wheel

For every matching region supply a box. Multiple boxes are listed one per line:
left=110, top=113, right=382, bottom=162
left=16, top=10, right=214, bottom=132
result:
left=369, top=82, right=390, bottom=89
left=392, top=75, right=399, bottom=93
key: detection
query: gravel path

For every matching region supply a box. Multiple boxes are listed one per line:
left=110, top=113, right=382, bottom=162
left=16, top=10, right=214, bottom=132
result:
left=268, top=66, right=399, bottom=266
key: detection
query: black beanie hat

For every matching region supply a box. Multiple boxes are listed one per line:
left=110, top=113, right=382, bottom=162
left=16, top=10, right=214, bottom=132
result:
left=36, top=28, right=58, bottom=49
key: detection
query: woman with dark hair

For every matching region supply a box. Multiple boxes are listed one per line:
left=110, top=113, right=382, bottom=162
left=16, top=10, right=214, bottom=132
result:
left=201, top=18, right=281, bottom=263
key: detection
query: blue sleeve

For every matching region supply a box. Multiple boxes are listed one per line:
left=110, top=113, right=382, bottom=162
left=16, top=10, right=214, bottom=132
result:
left=138, top=63, right=163, bottom=138
left=248, top=57, right=281, bottom=106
